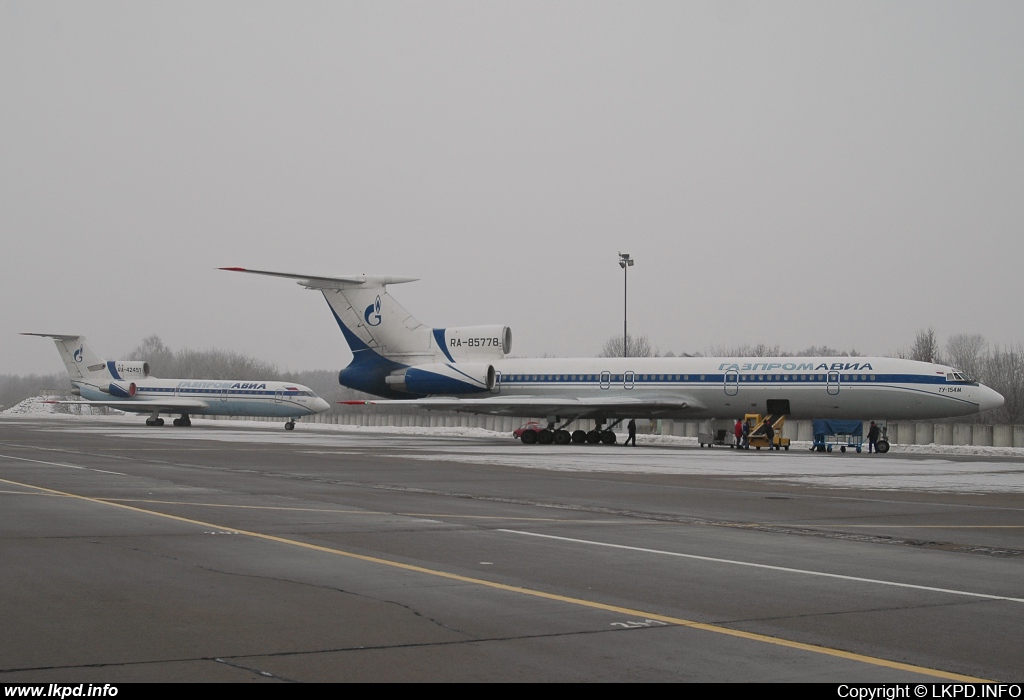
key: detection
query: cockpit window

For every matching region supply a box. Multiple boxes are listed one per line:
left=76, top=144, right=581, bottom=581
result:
left=946, top=371, right=971, bottom=382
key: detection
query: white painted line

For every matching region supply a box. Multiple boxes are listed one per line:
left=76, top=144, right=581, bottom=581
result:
left=498, top=529, right=1024, bottom=604
left=0, top=453, right=126, bottom=476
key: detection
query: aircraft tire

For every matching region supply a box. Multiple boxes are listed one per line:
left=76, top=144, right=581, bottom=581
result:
left=173, top=419, right=181, bottom=427
left=571, top=430, right=587, bottom=444
left=876, top=439, right=890, bottom=454
left=285, top=422, right=295, bottom=431
left=600, top=431, right=617, bottom=445
left=537, top=429, right=554, bottom=444
left=554, top=430, right=571, bottom=445
left=155, top=418, right=164, bottom=427
left=145, top=419, right=155, bottom=427
left=520, top=430, right=537, bottom=445
left=586, top=430, right=602, bottom=444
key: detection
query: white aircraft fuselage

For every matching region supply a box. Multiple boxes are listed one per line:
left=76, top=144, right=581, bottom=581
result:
left=470, top=356, right=1000, bottom=420
left=73, top=374, right=328, bottom=419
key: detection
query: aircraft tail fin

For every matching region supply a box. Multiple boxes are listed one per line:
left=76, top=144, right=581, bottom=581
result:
left=221, top=267, right=513, bottom=397
left=220, top=268, right=436, bottom=364
left=21, top=334, right=109, bottom=379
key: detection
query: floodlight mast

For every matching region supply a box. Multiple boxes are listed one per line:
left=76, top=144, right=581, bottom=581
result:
left=618, top=252, right=634, bottom=358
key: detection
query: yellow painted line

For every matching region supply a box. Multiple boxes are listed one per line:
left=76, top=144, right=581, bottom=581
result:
left=0, top=476, right=990, bottom=682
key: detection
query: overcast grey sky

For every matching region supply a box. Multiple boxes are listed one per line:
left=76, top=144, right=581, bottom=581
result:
left=3, top=2, right=1022, bottom=376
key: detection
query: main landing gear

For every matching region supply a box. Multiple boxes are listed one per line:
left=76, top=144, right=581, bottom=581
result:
left=519, top=418, right=622, bottom=446
left=145, top=412, right=192, bottom=427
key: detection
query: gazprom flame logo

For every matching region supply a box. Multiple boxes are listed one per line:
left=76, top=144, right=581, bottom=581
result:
left=73, top=345, right=83, bottom=363
left=363, top=295, right=382, bottom=327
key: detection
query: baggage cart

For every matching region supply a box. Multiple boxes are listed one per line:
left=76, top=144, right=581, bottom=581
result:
left=811, top=419, right=864, bottom=453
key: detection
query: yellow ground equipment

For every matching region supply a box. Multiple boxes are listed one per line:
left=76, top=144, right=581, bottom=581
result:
left=744, top=413, right=790, bottom=451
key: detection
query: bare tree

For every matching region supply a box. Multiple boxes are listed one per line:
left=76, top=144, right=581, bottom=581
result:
left=907, top=328, right=942, bottom=363
left=981, top=344, right=1024, bottom=424
left=599, top=334, right=659, bottom=358
left=125, top=336, right=279, bottom=379
left=945, top=333, right=987, bottom=380
left=796, top=345, right=862, bottom=357
left=705, top=343, right=782, bottom=357
left=126, top=335, right=175, bottom=375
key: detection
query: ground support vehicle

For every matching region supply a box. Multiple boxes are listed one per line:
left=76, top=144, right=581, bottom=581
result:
left=811, top=419, right=867, bottom=453
left=745, top=413, right=790, bottom=450
left=698, top=428, right=732, bottom=448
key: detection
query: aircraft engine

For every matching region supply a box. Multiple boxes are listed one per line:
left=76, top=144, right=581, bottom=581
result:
left=107, top=382, right=137, bottom=398
left=386, top=363, right=495, bottom=395
left=110, top=361, right=150, bottom=379
left=434, top=326, right=511, bottom=361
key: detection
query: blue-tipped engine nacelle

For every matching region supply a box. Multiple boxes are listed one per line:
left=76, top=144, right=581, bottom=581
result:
left=386, top=363, right=495, bottom=395
left=107, top=381, right=137, bottom=398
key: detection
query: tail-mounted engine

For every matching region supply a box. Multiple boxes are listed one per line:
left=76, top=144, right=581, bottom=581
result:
left=386, top=362, right=495, bottom=395
left=433, top=326, right=511, bottom=362
left=106, top=381, right=137, bottom=398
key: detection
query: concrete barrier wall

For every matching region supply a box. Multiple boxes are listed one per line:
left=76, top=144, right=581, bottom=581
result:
left=213, top=412, right=1024, bottom=448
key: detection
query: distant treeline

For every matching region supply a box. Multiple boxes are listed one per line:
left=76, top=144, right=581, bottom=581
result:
left=0, top=372, right=66, bottom=411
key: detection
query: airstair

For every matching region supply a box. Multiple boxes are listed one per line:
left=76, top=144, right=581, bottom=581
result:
left=744, top=413, right=790, bottom=451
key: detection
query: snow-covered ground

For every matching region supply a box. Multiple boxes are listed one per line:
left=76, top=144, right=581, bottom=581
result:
left=2, top=396, right=127, bottom=416
left=4, top=402, right=1024, bottom=493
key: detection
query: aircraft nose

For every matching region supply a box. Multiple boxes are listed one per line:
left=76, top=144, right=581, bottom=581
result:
left=978, top=385, right=1004, bottom=414
left=313, top=397, right=331, bottom=413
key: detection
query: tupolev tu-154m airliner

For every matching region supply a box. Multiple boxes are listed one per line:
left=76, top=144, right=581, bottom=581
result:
left=24, top=334, right=330, bottom=429
left=223, top=268, right=1004, bottom=445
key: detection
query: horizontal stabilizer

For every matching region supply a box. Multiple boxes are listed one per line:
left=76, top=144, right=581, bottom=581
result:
left=20, top=333, right=82, bottom=341
left=220, top=267, right=418, bottom=290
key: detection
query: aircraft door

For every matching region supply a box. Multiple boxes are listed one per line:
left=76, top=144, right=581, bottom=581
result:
left=624, top=371, right=635, bottom=390
left=275, top=390, right=283, bottom=403
left=827, top=371, right=841, bottom=396
left=724, top=370, right=739, bottom=396
left=600, top=371, right=611, bottom=390
left=491, top=371, right=501, bottom=394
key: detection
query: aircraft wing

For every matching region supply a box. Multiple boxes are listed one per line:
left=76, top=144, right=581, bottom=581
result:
left=340, top=395, right=704, bottom=418
left=42, top=398, right=211, bottom=413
